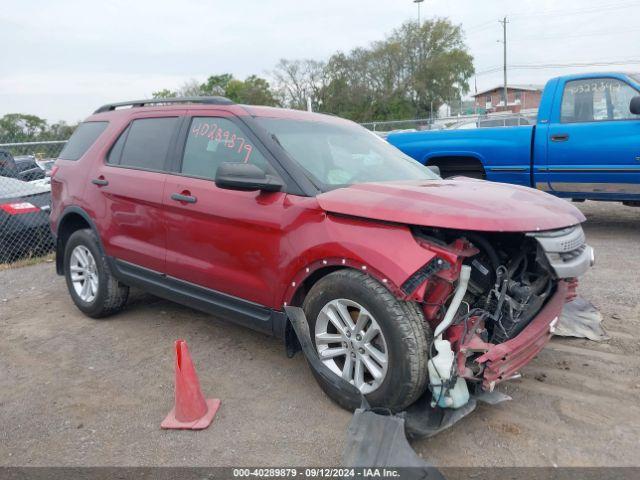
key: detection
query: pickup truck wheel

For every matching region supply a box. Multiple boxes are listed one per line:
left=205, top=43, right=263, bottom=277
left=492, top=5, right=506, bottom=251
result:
left=303, top=270, right=430, bottom=411
left=64, top=229, right=129, bottom=318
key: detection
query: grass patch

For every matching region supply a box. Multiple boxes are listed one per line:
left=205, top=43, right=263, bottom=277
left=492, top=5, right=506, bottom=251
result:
left=0, top=252, right=55, bottom=271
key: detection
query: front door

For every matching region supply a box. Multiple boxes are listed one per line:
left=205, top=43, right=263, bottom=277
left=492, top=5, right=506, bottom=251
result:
left=547, top=76, right=640, bottom=198
left=162, top=113, right=288, bottom=324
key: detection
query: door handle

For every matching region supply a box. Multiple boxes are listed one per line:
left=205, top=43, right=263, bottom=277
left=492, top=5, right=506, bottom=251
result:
left=91, top=177, right=109, bottom=186
left=551, top=134, right=569, bottom=142
left=171, top=192, right=197, bottom=204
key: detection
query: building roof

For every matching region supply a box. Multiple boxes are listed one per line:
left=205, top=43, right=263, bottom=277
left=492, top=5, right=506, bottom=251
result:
left=472, top=84, right=544, bottom=97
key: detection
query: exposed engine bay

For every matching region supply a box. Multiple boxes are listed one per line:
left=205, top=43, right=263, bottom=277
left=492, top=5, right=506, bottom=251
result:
left=416, top=227, right=557, bottom=342
left=412, top=224, right=593, bottom=406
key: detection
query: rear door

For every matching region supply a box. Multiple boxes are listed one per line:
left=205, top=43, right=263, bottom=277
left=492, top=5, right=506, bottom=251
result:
left=547, top=76, right=640, bottom=198
left=86, top=111, right=184, bottom=272
left=162, top=112, right=288, bottom=322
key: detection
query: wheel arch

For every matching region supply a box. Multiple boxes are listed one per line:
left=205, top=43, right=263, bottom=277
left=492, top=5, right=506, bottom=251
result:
left=55, top=207, right=105, bottom=275
left=283, top=258, right=409, bottom=310
left=282, top=256, right=414, bottom=353
left=424, top=153, right=487, bottom=179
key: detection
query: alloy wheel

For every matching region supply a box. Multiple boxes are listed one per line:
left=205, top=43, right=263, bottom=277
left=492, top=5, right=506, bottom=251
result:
left=69, top=245, right=99, bottom=303
left=315, top=298, right=389, bottom=394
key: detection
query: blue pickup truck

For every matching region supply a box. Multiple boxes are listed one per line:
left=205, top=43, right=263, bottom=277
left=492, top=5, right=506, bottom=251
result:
left=388, top=72, right=640, bottom=205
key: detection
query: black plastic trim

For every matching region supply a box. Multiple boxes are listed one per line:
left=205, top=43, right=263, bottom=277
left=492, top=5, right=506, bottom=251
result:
left=109, top=258, right=287, bottom=337
left=54, top=206, right=106, bottom=275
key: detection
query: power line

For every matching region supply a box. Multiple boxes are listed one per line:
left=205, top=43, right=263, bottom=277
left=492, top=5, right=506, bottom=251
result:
left=510, top=26, right=640, bottom=43
left=464, top=2, right=640, bottom=38
left=508, top=1, right=640, bottom=20
left=475, top=59, right=640, bottom=76
left=465, top=19, right=497, bottom=34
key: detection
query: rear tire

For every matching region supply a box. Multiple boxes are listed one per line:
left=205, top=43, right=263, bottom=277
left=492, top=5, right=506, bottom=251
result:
left=64, top=229, right=129, bottom=318
left=303, top=270, right=430, bottom=411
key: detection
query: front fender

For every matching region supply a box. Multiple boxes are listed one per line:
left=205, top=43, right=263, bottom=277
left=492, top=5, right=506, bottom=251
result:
left=279, top=214, right=446, bottom=307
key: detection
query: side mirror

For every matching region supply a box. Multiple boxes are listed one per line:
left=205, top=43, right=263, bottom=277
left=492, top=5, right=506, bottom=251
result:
left=215, top=162, right=283, bottom=192
left=630, top=96, right=640, bottom=115
left=427, top=165, right=441, bottom=177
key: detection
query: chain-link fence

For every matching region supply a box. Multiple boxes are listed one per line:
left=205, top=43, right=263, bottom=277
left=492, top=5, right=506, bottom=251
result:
left=361, top=111, right=538, bottom=134
left=0, top=139, right=67, bottom=264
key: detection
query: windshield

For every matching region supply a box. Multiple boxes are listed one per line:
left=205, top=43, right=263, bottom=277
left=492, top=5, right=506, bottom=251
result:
left=255, top=117, right=439, bottom=191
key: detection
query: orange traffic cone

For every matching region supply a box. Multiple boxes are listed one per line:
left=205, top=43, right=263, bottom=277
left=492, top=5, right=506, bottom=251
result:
left=161, top=339, right=221, bottom=430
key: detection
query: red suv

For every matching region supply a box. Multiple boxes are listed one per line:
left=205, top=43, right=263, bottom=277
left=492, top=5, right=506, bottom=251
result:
left=51, top=97, right=593, bottom=411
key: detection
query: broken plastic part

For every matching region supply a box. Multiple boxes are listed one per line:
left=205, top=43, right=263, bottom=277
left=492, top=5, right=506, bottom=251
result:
left=343, top=399, right=445, bottom=477
left=556, top=296, right=609, bottom=342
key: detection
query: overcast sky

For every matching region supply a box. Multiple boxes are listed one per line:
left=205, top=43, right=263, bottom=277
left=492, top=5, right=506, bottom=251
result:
left=1, top=0, right=639, bottom=123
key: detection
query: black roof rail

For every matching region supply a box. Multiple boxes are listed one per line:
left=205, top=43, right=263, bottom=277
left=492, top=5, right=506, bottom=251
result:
left=94, top=96, right=234, bottom=113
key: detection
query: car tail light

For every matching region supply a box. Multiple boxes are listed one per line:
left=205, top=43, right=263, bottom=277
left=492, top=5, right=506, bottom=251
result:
left=0, top=202, right=41, bottom=215
left=51, top=164, right=59, bottom=178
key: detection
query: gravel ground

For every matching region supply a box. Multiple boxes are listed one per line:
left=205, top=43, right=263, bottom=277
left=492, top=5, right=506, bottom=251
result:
left=0, top=201, right=638, bottom=467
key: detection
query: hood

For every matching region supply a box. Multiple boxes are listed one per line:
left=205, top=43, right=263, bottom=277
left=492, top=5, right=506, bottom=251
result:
left=316, top=178, right=585, bottom=232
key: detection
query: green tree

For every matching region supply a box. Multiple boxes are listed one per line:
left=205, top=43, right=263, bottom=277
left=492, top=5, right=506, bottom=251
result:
left=225, top=75, right=278, bottom=105
left=271, top=19, right=474, bottom=121
left=0, top=114, right=49, bottom=141
left=153, top=74, right=278, bottom=106
left=200, top=73, right=278, bottom=105
left=151, top=88, right=177, bottom=99
left=200, top=74, right=234, bottom=96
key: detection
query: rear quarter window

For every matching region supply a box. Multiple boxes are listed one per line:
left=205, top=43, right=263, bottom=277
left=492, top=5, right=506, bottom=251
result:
left=58, top=121, right=108, bottom=160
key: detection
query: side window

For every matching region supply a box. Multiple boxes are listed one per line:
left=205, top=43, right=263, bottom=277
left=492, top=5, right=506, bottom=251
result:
left=106, top=126, right=129, bottom=165
left=181, top=117, right=269, bottom=180
left=110, top=117, right=178, bottom=170
left=609, top=80, right=639, bottom=120
left=561, top=78, right=639, bottom=123
left=58, top=121, right=108, bottom=160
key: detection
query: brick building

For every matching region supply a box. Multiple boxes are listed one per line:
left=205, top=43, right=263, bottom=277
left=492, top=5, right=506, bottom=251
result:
left=473, top=85, right=543, bottom=113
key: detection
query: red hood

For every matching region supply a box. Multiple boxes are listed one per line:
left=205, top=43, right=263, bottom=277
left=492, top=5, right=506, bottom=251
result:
left=316, top=178, right=585, bottom=232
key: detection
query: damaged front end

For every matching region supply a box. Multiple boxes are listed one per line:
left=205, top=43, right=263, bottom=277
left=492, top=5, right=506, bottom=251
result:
left=413, top=224, right=593, bottom=398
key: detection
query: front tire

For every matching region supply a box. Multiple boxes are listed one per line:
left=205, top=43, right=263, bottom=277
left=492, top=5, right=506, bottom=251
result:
left=64, top=229, right=129, bottom=318
left=303, top=270, right=430, bottom=411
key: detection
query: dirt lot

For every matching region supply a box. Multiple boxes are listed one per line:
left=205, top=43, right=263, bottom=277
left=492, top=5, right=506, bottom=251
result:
left=1, top=201, right=639, bottom=467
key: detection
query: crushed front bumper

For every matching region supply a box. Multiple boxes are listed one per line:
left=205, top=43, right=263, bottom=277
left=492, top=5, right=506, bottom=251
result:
left=475, top=280, right=568, bottom=391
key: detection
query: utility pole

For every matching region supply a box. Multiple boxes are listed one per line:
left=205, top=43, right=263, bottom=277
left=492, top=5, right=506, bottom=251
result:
left=414, top=0, right=424, bottom=24
left=499, top=16, right=509, bottom=109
